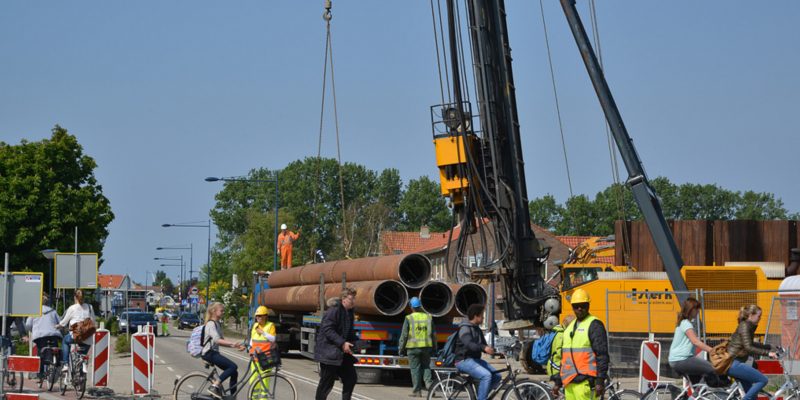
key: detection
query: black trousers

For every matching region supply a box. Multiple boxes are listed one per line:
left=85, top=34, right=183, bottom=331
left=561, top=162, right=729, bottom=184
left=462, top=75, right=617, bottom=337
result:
left=315, top=356, right=357, bottom=400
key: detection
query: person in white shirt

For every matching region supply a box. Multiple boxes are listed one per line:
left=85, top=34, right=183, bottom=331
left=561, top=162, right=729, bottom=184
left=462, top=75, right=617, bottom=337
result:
left=23, top=294, right=62, bottom=377
left=56, top=290, right=96, bottom=371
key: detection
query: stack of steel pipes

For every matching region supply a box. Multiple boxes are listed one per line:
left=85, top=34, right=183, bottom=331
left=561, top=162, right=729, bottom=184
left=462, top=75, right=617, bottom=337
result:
left=261, top=253, right=487, bottom=317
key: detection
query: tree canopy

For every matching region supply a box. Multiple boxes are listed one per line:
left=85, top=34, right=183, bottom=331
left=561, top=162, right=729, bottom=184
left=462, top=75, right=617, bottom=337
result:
left=207, top=157, right=451, bottom=286
left=0, top=126, right=114, bottom=275
left=530, top=177, right=798, bottom=236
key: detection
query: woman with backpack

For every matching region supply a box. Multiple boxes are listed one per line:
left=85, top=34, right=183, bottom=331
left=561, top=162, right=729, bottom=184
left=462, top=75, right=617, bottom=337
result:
left=726, top=304, right=778, bottom=400
left=668, top=297, right=715, bottom=380
left=201, top=302, right=245, bottom=399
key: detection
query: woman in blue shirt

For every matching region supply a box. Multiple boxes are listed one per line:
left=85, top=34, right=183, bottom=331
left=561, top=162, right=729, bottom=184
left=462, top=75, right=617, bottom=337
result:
left=668, top=297, right=715, bottom=379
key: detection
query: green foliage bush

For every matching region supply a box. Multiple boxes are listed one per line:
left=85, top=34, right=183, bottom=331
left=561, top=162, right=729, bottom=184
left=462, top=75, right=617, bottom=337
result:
left=115, top=334, right=130, bottom=354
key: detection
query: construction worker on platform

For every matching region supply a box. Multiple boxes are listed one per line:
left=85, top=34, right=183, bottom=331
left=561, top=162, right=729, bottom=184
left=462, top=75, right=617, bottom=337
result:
left=277, top=223, right=300, bottom=269
left=248, top=306, right=276, bottom=394
left=552, top=288, right=609, bottom=400
left=398, top=297, right=437, bottom=397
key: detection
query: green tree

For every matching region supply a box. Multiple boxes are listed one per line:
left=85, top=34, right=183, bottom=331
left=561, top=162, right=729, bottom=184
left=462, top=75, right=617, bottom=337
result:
left=735, top=191, right=788, bottom=220
left=556, top=195, right=598, bottom=235
left=0, top=126, right=114, bottom=274
left=529, top=194, right=564, bottom=231
left=398, top=176, right=451, bottom=232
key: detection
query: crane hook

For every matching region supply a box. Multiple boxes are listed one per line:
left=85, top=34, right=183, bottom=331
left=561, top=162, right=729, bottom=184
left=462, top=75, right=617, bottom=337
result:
left=323, top=0, right=332, bottom=22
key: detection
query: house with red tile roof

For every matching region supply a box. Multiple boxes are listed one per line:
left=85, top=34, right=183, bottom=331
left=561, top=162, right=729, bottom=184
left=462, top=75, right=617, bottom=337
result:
left=97, top=273, right=146, bottom=316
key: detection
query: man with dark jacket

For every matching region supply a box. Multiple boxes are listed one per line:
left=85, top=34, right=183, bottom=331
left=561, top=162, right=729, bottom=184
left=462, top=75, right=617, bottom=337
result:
left=454, top=304, right=499, bottom=400
left=314, top=288, right=358, bottom=400
left=553, top=288, right=609, bottom=400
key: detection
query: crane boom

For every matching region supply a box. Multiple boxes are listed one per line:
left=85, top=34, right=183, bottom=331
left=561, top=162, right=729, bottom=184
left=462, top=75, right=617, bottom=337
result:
left=559, top=0, right=689, bottom=302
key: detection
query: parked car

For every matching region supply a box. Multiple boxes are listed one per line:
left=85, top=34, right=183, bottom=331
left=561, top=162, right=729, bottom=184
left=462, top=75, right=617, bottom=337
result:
left=120, top=312, right=159, bottom=334
left=177, top=312, right=202, bottom=330
left=164, top=310, right=178, bottom=320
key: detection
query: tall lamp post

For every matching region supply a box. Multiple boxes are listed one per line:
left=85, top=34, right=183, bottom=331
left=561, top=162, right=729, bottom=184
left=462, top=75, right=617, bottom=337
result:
left=162, top=221, right=212, bottom=306
left=205, top=174, right=279, bottom=271
left=154, top=256, right=184, bottom=308
left=40, top=249, right=59, bottom=303
left=156, top=245, right=194, bottom=310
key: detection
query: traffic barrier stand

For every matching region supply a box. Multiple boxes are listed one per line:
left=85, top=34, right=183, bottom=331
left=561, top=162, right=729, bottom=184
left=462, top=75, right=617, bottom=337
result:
left=8, top=355, right=41, bottom=374
left=5, top=394, right=39, bottom=400
left=131, top=331, right=155, bottom=396
left=638, top=340, right=661, bottom=393
left=92, top=329, right=110, bottom=387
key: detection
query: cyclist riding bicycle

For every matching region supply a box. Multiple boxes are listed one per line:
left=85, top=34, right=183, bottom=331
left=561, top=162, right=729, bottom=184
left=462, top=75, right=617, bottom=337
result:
left=23, top=294, right=63, bottom=377
left=727, top=304, right=779, bottom=400
left=56, top=289, right=96, bottom=372
left=2, top=316, right=28, bottom=354
left=202, top=302, right=246, bottom=399
left=668, top=297, right=714, bottom=380
left=454, top=303, right=500, bottom=400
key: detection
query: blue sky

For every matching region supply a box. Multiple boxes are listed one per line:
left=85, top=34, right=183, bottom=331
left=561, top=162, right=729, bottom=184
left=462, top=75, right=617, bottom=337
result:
left=2, top=1, right=798, bottom=285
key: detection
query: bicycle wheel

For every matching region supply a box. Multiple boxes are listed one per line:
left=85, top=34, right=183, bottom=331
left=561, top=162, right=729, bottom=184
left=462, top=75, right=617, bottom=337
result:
left=59, top=369, right=68, bottom=395
left=174, top=372, right=213, bottom=400
left=705, top=389, right=737, bottom=400
left=47, top=364, right=58, bottom=391
left=607, top=389, right=641, bottom=400
left=640, top=383, right=678, bottom=400
left=501, top=379, right=553, bottom=400
left=74, top=368, right=87, bottom=399
left=247, top=372, right=298, bottom=400
left=428, top=376, right=475, bottom=400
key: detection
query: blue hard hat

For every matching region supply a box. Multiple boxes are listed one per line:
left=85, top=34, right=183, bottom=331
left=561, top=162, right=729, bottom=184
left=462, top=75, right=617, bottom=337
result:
left=410, top=297, right=421, bottom=309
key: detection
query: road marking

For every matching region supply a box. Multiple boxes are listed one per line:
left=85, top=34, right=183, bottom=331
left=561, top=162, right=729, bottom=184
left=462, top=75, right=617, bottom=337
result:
left=167, top=366, right=175, bottom=372
left=160, top=359, right=166, bottom=364
left=220, top=349, right=377, bottom=400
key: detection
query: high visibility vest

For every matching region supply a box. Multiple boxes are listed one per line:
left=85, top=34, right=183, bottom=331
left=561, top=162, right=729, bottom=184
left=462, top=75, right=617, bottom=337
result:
left=560, top=315, right=598, bottom=386
left=546, top=326, right=565, bottom=377
left=249, top=321, right=275, bottom=355
left=405, top=312, right=433, bottom=349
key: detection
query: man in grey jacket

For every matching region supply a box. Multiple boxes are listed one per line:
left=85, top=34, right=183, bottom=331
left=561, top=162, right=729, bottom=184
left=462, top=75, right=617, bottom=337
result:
left=314, top=288, right=358, bottom=400
left=24, top=294, right=62, bottom=377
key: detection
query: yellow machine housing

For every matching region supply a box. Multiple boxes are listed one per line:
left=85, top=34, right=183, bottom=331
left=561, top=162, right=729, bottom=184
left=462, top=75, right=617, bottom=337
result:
left=560, top=264, right=782, bottom=336
left=433, top=133, right=477, bottom=206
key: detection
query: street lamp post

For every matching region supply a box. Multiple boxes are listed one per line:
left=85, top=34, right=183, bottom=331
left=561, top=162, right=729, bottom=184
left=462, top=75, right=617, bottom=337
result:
left=154, top=256, right=183, bottom=308
left=162, top=222, right=212, bottom=306
left=205, top=174, right=279, bottom=271
left=40, top=249, right=59, bottom=303
left=157, top=245, right=193, bottom=310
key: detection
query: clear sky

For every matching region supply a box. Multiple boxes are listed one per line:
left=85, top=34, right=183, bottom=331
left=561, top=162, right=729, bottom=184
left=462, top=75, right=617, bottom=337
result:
left=2, top=1, right=798, bottom=286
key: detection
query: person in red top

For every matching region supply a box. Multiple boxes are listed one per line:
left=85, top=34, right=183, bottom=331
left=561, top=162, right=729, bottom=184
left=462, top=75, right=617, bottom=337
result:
left=277, top=224, right=300, bottom=269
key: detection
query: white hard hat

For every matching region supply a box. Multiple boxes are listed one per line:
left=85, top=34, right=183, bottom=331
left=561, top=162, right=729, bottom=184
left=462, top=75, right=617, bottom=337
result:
left=281, top=224, right=287, bottom=230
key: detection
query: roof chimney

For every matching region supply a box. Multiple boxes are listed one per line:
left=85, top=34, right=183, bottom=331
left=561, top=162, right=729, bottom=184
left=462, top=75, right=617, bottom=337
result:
left=420, top=225, right=430, bottom=239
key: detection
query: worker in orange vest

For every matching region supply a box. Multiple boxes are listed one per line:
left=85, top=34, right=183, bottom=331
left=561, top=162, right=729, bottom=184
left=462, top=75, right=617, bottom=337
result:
left=277, top=224, right=300, bottom=269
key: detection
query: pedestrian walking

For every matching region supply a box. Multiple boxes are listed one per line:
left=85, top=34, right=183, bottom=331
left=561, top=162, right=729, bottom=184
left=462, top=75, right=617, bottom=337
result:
left=552, top=288, right=609, bottom=400
left=314, top=288, right=358, bottom=400
left=161, top=312, right=170, bottom=336
left=277, top=223, right=300, bottom=269
left=398, top=297, right=437, bottom=397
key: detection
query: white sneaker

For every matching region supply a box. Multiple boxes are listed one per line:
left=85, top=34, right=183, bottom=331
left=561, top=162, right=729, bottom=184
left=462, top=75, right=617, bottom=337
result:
left=62, top=365, right=69, bottom=372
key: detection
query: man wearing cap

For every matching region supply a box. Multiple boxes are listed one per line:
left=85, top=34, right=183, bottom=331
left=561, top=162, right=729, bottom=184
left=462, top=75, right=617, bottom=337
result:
left=398, top=297, right=437, bottom=397
left=552, top=288, right=609, bottom=400
left=248, top=306, right=276, bottom=395
left=277, top=224, right=300, bottom=270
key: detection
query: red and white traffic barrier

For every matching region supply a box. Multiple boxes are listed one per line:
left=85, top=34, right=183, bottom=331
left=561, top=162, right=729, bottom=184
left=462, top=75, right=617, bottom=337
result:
left=131, top=332, right=155, bottom=396
left=5, top=394, right=39, bottom=400
left=92, top=329, right=110, bottom=387
left=639, top=340, right=661, bottom=393
left=7, top=355, right=41, bottom=374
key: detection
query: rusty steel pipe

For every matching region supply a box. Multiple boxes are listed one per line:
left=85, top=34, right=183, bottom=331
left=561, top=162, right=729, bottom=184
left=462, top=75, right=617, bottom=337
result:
left=260, top=280, right=408, bottom=316
left=267, top=253, right=431, bottom=289
left=418, top=281, right=455, bottom=317
left=448, top=283, right=488, bottom=316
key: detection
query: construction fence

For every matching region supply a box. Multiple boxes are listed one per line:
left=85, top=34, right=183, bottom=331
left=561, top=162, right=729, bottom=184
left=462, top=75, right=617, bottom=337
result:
left=603, top=289, right=800, bottom=377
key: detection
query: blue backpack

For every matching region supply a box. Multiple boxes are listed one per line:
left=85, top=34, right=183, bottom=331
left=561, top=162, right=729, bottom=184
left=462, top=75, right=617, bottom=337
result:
left=532, top=331, right=557, bottom=365
left=437, top=329, right=461, bottom=367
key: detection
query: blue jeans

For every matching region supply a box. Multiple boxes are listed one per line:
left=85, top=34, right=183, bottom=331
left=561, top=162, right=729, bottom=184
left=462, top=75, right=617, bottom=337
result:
left=728, top=359, right=768, bottom=400
left=202, top=350, right=238, bottom=395
left=456, top=358, right=501, bottom=400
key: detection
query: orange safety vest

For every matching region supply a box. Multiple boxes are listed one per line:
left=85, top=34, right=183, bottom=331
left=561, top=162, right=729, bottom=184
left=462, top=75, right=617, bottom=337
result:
left=560, top=315, right=598, bottom=386
left=249, top=321, right=275, bottom=355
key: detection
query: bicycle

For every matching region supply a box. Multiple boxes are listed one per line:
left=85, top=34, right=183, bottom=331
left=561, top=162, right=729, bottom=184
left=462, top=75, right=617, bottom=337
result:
left=59, top=338, right=91, bottom=399
left=0, top=335, right=24, bottom=393
left=427, top=340, right=553, bottom=400
left=33, top=337, right=62, bottom=392
left=172, top=347, right=297, bottom=400
left=706, top=347, right=800, bottom=400
left=640, top=373, right=722, bottom=400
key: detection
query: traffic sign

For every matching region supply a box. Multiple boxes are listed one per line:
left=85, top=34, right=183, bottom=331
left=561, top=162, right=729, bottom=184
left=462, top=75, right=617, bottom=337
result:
left=190, top=286, right=198, bottom=295
left=0, top=272, right=44, bottom=316
left=54, top=253, right=98, bottom=289
left=181, top=300, right=188, bottom=306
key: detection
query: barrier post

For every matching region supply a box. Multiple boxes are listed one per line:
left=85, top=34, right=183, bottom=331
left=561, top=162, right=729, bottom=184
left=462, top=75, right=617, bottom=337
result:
left=92, top=329, right=110, bottom=387
left=638, top=340, right=661, bottom=394
left=131, top=332, right=152, bottom=396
